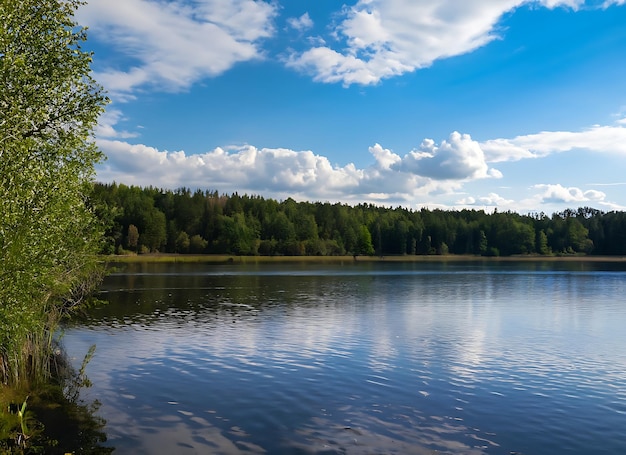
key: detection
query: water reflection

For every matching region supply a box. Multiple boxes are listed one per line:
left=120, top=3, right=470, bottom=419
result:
left=64, top=261, right=626, bottom=454
left=29, top=389, right=112, bottom=455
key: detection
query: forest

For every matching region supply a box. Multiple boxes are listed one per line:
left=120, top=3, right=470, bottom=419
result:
left=92, top=183, right=626, bottom=257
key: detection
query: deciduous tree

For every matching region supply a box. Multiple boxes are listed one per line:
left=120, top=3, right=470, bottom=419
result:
left=0, top=0, right=107, bottom=384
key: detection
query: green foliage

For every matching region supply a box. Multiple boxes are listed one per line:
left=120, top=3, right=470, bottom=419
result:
left=189, top=234, right=208, bottom=254
left=357, top=225, right=375, bottom=256
left=175, top=231, right=190, bottom=253
left=126, top=224, right=139, bottom=251
left=92, top=184, right=626, bottom=258
left=536, top=230, right=551, bottom=255
left=0, top=0, right=107, bottom=384
left=1, top=345, right=113, bottom=453
left=0, top=395, right=40, bottom=452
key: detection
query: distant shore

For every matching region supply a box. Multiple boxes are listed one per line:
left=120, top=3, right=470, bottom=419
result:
left=103, top=253, right=626, bottom=264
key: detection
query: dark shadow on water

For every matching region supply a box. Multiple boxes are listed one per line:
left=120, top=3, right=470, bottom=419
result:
left=1, top=345, right=114, bottom=454
left=28, top=387, right=113, bottom=455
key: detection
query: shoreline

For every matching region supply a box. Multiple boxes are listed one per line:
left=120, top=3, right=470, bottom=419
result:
left=102, top=253, right=626, bottom=264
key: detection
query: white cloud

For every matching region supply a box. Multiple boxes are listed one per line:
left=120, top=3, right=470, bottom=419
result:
left=95, top=117, right=626, bottom=212
left=456, top=186, right=611, bottom=213
left=540, top=0, right=584, bottom=8
left=95, top=108, right=139, bottom=139
left=287, top=13, right=314, bottom=31
left=480, top=193, right=515, bottom=206
left=369, top=143, right=401, bottom=170
left=96, top=137, right=497, bottom=206
left=587, top=182, right=626, bottom=186
left=596, top=200, right=626, bottom=211
left=394, top=132, right=501, bottom=180
left=98, top=140, right=358, bottom=197
left=78, top=0, right=276, bottom=95
left=78, top=0, right=624, bottom=93
left=286, top=0, right=592, bottom=86
left=481, top=122, right=626, bottom=162
left=457, top=196, right=476, bottom=205
left=456, top=192, right=515, bottom=209
left=534, top=184, right=606, bottom=204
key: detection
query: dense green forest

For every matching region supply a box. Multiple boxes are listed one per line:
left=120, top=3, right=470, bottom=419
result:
left=93, top=183, right=626, bottom=257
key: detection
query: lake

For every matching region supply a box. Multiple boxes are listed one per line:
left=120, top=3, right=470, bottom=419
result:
left=63, top=260, right=626, bottom=454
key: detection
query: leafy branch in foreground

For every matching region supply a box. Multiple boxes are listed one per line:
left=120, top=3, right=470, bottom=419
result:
left=0, top=0, right=108, bottom=385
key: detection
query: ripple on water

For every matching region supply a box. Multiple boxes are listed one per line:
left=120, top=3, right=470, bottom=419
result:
left=63, top=263, right=626, bottom=454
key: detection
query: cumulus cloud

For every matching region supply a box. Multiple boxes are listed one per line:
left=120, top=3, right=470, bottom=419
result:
left=96, top=135, right=501, bottom=206
left=534, top=184, right=606, bottom=204
left=369, top=143, right=401, bottom=170
left=285, top=0, right=602, bottom=86
left=287, top=13, right=314, bottom=31
left=98, top=140, right=358, bottom=198
left=78, top=0, right=277, bottom=95
left=394, top=132, right=502, bottom=180
left=456, top=186, right=614, bottom=213
left=95, top=108, right=139, bottom=139
left=458, top=192, right=515, bottom=207
left=481, top=122, right=626, bottom=162
left=94, top=115, right=626, bottom=211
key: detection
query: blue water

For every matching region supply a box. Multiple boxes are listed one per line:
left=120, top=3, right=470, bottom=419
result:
left=64, top=261, right=626, bottom=454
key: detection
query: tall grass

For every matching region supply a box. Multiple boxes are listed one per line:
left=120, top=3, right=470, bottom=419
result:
left=1, top=300, right=62, bottom=388
left=0, top=258, right=104, bottom=387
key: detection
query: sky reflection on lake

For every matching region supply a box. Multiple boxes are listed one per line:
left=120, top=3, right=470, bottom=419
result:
left=64, top=261, right=626, bottom=454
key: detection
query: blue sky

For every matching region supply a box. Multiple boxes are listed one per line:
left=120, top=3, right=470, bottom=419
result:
left=77, top=0, right=626, bottom=213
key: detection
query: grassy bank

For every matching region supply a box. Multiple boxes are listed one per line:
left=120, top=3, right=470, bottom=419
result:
left=103, top=253, right=626, bottom=264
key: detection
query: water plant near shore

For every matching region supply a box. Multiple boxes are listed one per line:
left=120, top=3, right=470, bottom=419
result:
left=0, top=345, right=113, bottom=454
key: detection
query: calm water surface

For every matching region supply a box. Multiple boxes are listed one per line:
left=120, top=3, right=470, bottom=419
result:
left=63, top=261, right=626, bottom=454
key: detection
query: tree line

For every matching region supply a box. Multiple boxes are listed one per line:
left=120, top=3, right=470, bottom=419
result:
left=92, top=183, right=626, bottom=257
